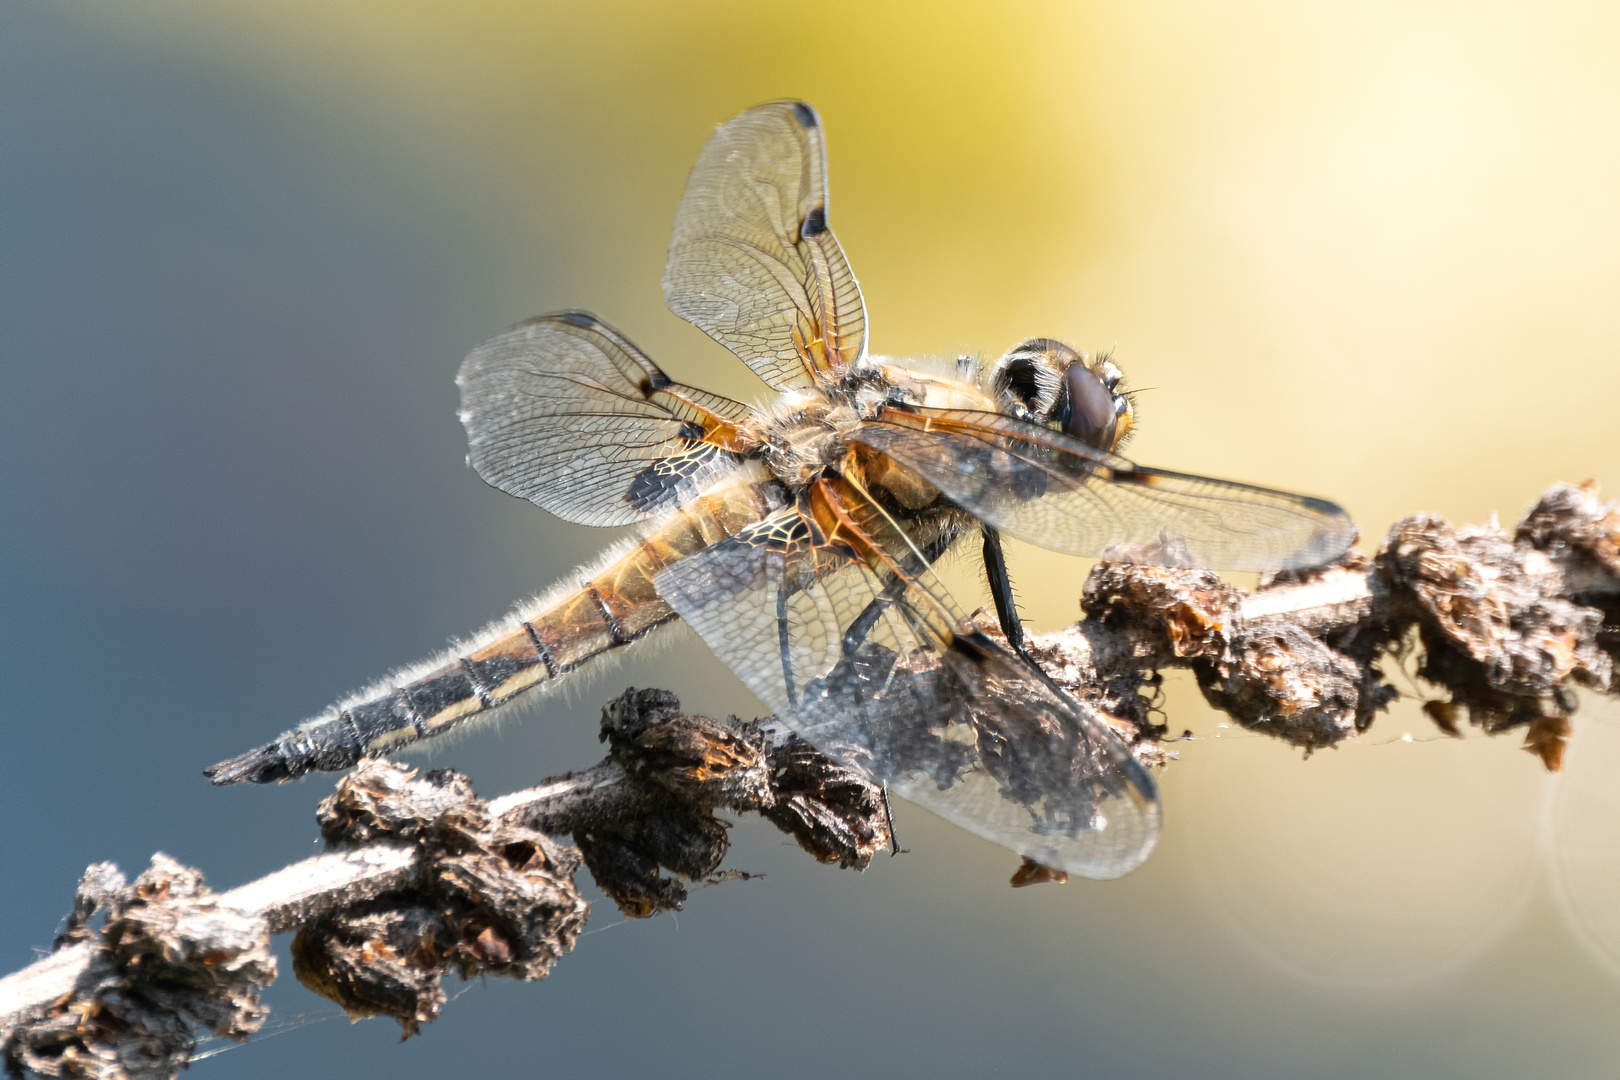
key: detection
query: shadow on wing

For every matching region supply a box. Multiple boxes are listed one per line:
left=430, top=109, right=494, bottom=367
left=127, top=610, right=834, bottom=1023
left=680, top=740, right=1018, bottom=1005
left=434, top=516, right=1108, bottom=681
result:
left=663, top=100, right=866, bottom=391
left=854, top=407, right=1356, bottom=572
left=653, top=472, right=1160, bottom=878
left=457, top=311, right=752, bottom=527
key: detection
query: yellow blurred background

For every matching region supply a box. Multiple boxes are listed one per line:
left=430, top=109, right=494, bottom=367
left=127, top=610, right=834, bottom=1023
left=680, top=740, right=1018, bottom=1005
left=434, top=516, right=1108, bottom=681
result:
left=6, top=1, right=1620, bottom=1076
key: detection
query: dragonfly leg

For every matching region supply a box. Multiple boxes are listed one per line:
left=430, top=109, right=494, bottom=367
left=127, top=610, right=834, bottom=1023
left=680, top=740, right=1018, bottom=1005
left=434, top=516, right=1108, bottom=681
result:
left=880, top=785, right=909, bottom=856
left=809, top=529, right=953, bottom=858
left=981, top=525, right=1088, bottom=706
left=836, top=530, right=958, bottom=663
left=981, top=525, right=1031, bottom=661
left=777, top=582, right=798, bottom=709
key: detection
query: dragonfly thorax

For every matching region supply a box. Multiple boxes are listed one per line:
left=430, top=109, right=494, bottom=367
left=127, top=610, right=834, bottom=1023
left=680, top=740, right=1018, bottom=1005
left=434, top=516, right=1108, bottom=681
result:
left=749, top=359, right=941, bottom=490
left=753, top=394, right=867, bottom=491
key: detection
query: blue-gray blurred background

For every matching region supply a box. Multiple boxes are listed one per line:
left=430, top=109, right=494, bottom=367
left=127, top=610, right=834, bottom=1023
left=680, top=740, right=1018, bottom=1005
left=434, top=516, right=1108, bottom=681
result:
left=5, top=2, right=1620, bottom=1076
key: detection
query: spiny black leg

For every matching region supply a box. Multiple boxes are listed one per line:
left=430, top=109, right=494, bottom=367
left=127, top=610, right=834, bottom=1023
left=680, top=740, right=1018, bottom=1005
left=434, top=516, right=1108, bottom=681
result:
left=840, top=531, right=958, bottom=662
left=880, top=786, right=908, bottom=856
left=982, top=525, right=1030, bottom=660
left=830, top=530, right=953, bottom=859
left=841, top=585, right=897, bottom=660
left=982, top=525, right=1084, bottom=706
left=777, top=582, right=798, bottom=709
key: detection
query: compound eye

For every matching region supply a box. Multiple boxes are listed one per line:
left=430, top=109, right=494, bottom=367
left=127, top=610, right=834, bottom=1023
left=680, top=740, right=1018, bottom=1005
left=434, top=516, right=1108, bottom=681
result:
left=1063, top=363, right=1119, bottom=450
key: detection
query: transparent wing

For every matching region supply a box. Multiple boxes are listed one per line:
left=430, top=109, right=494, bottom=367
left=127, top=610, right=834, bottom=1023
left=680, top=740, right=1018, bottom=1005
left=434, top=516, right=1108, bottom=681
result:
left=853, top=407, right=1355, bottom=572
left=653, top=474, right=1160, bottom=879
left=457, top=311, right=753, bottom=527
left=663, top=100, right=867, bottom=391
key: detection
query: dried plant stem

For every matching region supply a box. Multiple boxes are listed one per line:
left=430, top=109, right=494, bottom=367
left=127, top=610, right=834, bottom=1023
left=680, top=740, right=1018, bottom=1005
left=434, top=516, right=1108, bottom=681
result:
left=4, top=482, right=1616, bottom=1079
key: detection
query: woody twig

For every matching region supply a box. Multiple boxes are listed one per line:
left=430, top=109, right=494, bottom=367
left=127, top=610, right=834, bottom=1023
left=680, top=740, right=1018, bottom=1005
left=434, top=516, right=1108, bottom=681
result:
left=2, top=481, right=1615, bottom=1080
left=1034, top=480, right=1618, bottom=771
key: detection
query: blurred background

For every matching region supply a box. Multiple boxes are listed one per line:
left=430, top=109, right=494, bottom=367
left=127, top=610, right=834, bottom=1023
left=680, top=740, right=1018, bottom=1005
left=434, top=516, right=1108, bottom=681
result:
left=3, top=1, right=1620, bottom=1076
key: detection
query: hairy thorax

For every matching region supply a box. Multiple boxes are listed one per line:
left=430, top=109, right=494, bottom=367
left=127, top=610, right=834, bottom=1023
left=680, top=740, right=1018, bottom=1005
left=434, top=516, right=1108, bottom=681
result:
left=742, top=356, right=996, bottom=553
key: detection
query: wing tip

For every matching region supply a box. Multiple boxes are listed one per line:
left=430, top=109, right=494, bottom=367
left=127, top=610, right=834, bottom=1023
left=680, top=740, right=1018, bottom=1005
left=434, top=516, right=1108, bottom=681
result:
left=1024, top=789, right=1163, bottom=880
left=784, top=101, right=816, bottom=129
left=557, top=310, right=600, bottom=329
left=724, top=99, right=819, bottom=136
left=1282, top=498, right=1359, bottom=571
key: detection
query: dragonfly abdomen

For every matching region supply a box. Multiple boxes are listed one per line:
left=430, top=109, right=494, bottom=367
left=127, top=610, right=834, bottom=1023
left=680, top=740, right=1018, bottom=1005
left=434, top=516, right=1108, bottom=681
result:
left=205, top=480, right=775, bottom=784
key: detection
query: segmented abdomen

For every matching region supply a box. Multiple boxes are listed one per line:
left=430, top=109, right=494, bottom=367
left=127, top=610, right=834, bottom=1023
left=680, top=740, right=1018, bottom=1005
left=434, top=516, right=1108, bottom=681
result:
left=205, top=480, right=774, bottom=784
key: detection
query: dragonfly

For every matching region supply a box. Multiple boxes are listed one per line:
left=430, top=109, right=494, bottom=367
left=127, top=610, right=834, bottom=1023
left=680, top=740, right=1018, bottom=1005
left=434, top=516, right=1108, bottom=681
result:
left=207, top=101, right=1354, bottom=878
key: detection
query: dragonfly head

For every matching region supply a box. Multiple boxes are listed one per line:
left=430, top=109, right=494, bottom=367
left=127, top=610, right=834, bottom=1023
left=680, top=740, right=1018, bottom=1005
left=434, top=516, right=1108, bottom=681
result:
left=991, top=339, right=1134, bottom=452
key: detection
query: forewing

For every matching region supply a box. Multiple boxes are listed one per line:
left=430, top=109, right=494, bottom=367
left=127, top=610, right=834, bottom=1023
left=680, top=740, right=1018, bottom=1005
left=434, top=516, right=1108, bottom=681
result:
left=854, top=408, right=1355, bottom=572
left=653, top=475, right=1160, bottom=879
left=458, top=311, right=752, bottom=527
left=663, top=101, right=867, bottom=391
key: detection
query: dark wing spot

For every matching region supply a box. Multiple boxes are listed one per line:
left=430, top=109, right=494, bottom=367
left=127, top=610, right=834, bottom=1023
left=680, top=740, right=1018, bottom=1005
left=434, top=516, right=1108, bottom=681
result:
left=802, top=207, right=828, bottom=237
left=626, top=466, right=675, bottom=514
left=625, top=444, right=732, bottom=513
left=559, top=310, right=598, bottom=328
left=1299, top=494, right=1346, bottom=515
left=791, top=102, right=817, bottom=129
left=635, top=370, right=673, bottom=396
